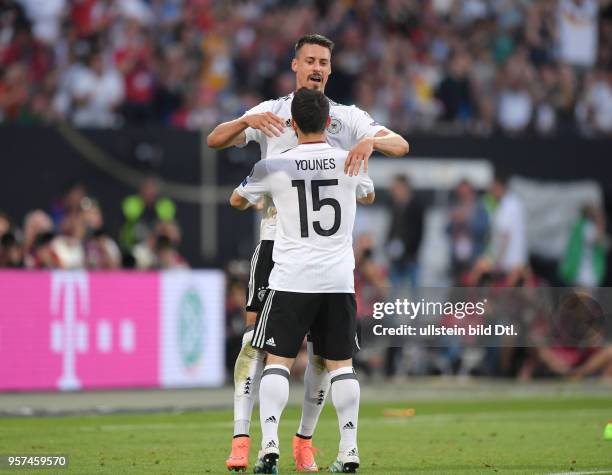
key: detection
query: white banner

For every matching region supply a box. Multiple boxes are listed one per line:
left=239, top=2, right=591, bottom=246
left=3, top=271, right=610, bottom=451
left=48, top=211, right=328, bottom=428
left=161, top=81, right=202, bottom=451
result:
left=160, top=270, right=225, bottom=388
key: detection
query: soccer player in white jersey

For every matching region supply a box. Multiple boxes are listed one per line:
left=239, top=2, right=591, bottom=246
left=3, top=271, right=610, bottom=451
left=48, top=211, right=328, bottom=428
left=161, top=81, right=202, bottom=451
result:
left=208, top=34, right=409, bottom=472
left=231, top=88, right=373, bottom=474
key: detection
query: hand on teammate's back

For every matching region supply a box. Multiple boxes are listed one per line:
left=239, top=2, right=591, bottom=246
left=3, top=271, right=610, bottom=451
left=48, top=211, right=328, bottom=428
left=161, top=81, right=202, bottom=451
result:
left=345, top=137, right=374, bottom=176
left=244, top=112, right=286, bottom=137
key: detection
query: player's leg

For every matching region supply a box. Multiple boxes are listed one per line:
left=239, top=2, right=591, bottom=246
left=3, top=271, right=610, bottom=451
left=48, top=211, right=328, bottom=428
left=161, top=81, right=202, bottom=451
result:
left=253, top=290, right=315, bottom=474
left=293, top=339, right=328, bottom=472
left=327, top=359, right=360, bottom=473
left=310, top=294, right=360, bottom=473
left=256, top=355, right=293, bottom=474
left=226, top=241, right=274, bottom=472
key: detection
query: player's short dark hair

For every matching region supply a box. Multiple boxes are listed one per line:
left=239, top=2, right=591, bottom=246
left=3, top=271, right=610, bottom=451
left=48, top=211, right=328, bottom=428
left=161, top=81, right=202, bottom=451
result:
left=291, top=88, right=329, bottom=134
left=294, top=34, right=334, bottom=56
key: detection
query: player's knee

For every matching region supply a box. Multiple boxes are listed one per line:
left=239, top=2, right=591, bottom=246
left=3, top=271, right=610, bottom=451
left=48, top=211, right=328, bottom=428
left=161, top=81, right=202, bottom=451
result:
left=308, top=353, right=326, bottom=373
left=324, top=359, right=353, bottom=372
left=245, top=311, right=257, bottom=327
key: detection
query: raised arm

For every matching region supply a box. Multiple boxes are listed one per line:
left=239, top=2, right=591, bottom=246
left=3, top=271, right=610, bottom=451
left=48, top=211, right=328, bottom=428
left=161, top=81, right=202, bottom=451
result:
left=345, top=128, right=410, bottom=176
left=207, top=112, right=286, bottom=149
left=371, top=129, right=410, bottom=157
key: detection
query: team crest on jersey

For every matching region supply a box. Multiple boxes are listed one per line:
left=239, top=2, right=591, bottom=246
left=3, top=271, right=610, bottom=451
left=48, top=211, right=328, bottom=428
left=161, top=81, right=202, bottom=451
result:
left=258, top=288, right=267, bottom=302
left=327, top=117, right=342, bottom=134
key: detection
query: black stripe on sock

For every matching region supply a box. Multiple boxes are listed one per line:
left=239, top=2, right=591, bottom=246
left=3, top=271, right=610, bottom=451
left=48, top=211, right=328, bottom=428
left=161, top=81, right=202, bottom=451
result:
left=295, top=433, right=312, bottom=440
left=233, top=434, right=250, bottom=439
left=262, top=367, right=290, bottom=379
left=330, top=373, right=357, bottom=384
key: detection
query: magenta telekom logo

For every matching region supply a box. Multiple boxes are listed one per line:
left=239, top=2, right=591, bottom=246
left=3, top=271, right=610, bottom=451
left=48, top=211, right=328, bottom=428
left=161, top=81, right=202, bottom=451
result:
left=50, top=272, right=135, bottom=390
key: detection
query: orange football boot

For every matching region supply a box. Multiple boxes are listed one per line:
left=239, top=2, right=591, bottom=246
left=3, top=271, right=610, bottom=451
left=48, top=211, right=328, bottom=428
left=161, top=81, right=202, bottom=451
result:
left=292, top=435, right=319, bottom=472
left=225, top=435, right=250, bottom=472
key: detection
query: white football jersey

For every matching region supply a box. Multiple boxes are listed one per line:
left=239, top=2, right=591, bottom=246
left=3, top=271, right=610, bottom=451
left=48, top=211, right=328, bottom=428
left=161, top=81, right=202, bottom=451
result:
left=241, top=92, right=385, bottom=240
left=235, top=143, right=374, bottom=293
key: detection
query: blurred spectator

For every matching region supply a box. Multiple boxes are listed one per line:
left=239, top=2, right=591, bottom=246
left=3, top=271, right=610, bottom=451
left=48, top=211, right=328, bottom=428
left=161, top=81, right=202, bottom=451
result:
left=225, top=277, right=248, bottom=374
left=115, top=19, right=156, bottom=124
left=50, top=181, right=88, bottom=228
left=67, top=52, right=125, bottom=128
left=0, top=62, right=31, bottom=123
left=29, top=231, right=61, bottom=269
left=354, top=233, right=389, bottom=376
left=488, top=171, right=528, bottom=281
left=131, top=219, right=184, bottom=269
left=0, top=211, right=23, bottom=268
left=85, top=228, right=121, bottom=269
left=22, top=209, right=53, bottom=267
left=0, top=231, right=23, bottom=267
left=497, top=51, right=535, bottom=134
left=559, top=204, right=607, bottom=287
left=355, top=233, right=390, bottom=320
left=575, top=69, right=612, bottom=134
left=53, top=210, right=86, bottom=268
left=0, top=210, right=11, bottom=237
left=472, top=171, right=527, bottom=285
left=18, top=0, right=66, bottom=45
left=447, top=179, right=490, bottom=283
left=558, top=0, right=599, bottom=68
left=82, top=198, right=122, bottom=269
left=154, top=234, right=188, bottom=269
left=120, top=176, right=176, bottom=250
left=386, top=175, right=424, bottom=288
left=436, top=52, right=474, bottom=127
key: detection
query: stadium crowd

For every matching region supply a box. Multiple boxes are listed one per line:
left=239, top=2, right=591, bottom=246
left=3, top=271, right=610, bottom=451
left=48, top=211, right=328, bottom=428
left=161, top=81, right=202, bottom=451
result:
left=0, top=178, right=188, bottom=270
left=1, top=0, right=612, bottom=135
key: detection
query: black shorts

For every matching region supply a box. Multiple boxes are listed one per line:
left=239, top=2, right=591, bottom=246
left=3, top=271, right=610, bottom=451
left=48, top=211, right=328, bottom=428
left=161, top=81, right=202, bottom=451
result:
left=252, top=290, right=357, bottom=361
left=245, top=240, right=274, bottom=312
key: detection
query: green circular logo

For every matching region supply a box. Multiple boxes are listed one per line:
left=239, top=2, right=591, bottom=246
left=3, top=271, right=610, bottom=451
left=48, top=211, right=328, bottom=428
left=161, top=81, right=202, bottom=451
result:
left=178, top=289, right=205, bottom=368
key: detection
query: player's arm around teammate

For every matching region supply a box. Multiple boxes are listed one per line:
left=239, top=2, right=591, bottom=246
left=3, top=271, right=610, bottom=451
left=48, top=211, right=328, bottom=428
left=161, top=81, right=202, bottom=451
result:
left=207, top=112, right=286, bottom=149
left=345, top=129, right=410, bottom=176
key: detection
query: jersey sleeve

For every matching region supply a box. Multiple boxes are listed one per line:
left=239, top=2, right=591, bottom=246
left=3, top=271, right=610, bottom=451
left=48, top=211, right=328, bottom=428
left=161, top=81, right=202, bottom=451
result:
left=239, top=101, right=273, bottom=146
left=235, top=161, right=269, bottom=204
left=356, top=172, right=375, bottom=199
left=347, top=105, right=387, bottom=142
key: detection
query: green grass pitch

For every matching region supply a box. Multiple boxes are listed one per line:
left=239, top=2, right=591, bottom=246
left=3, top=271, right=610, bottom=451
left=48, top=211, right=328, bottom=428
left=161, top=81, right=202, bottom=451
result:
left=1, top=397, right=611, bottom=474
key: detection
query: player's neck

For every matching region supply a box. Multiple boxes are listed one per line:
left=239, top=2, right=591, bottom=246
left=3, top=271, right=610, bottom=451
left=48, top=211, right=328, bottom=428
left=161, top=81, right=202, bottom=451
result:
left=297, top=132, right=326, bottom=144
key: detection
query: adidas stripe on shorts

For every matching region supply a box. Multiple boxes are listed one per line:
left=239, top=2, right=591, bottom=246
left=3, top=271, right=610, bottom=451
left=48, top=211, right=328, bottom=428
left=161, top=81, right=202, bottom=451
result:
left=245, top=240, right=274, bottom=312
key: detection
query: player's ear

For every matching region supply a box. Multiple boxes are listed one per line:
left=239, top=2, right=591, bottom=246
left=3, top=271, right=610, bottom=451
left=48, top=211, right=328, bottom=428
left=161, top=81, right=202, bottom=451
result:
left=291, top=119, right=298, bottom=133
left=291, top=58, right=298, bottom=73
left=326, top=116, right=331, bottom=128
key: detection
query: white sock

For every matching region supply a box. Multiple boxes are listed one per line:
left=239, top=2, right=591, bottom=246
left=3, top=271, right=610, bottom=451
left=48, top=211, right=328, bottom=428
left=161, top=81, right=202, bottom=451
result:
left=259, top=364, right=290, bottom=451
left=233, top=329, right=264, bottom=437
left=297, top=342, right=330, bottom=438
left=329, top=366, right=360, bottom=453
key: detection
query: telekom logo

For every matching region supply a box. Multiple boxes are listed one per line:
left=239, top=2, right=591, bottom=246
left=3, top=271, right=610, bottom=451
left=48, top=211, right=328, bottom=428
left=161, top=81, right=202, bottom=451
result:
left=50, top=272, right=136, bottom=390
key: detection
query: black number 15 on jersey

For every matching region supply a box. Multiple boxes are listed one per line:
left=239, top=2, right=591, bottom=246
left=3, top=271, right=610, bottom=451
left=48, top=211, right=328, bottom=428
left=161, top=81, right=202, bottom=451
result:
left=291, top=179, right=341, bottom=237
